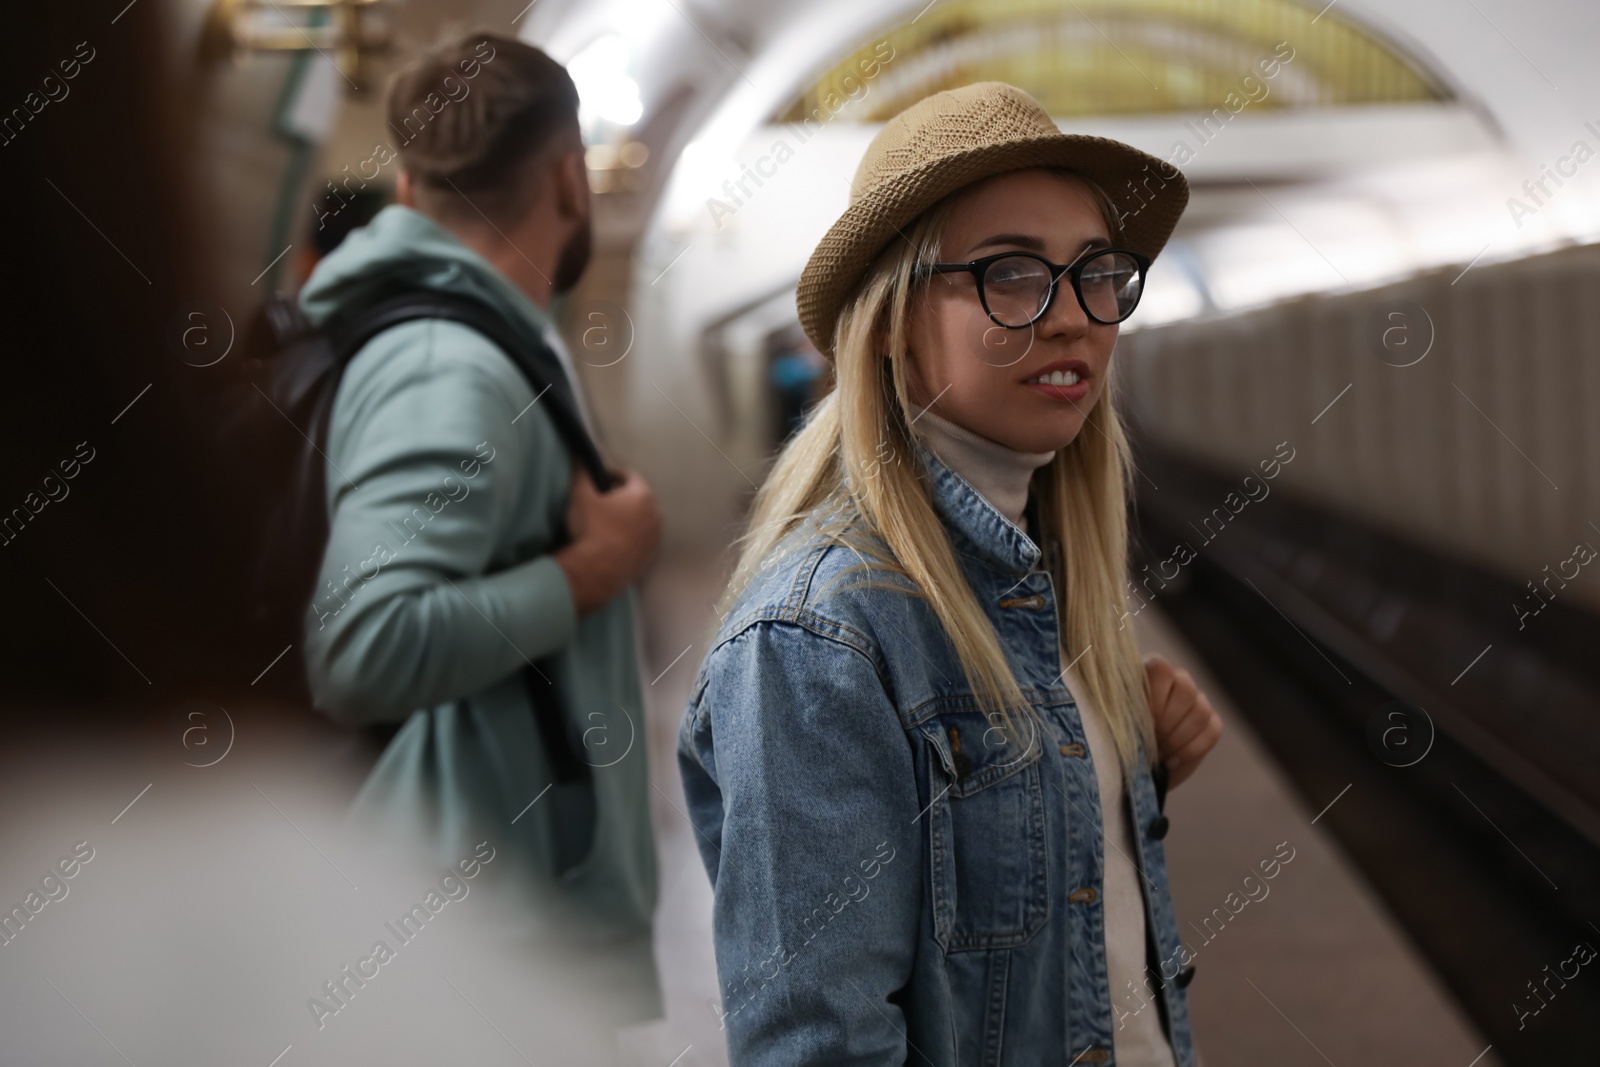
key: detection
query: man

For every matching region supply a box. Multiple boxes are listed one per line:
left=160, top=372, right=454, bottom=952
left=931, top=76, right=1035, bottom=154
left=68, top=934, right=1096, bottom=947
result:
left=297, top=31, right=663, bottom=1020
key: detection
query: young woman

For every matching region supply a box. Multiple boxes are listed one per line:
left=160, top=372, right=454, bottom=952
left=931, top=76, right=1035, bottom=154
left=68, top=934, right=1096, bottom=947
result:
left=678, top=82, right=1223, bottom=1066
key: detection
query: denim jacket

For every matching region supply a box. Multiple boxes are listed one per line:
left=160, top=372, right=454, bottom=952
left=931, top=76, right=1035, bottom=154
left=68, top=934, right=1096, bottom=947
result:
left=677, top=445, right=1198, bottom=1066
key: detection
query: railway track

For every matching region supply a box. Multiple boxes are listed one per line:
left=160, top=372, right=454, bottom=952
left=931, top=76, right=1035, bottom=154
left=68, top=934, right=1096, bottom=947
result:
left=1134, top=447, right=1600, bottom=1065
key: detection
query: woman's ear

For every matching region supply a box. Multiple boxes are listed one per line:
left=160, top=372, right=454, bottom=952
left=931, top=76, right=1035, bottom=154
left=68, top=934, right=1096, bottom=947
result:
left=873, top=324, right=891, bottom=360
left=874, top=309, right=902, bottom=362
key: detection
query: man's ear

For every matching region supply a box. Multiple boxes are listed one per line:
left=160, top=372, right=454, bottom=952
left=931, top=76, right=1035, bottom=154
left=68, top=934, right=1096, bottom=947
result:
left=554, top=148, right=589, bottom=222
left=396, top=170, right=415, bottom=208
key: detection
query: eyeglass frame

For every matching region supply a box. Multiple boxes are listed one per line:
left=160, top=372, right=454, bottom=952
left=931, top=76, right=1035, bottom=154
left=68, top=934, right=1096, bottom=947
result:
left=919, top=247, right=1153, bottom=328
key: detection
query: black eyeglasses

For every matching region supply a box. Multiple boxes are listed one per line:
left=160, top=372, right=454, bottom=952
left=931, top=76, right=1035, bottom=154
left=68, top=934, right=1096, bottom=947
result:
left=922, top=248, right=1151, bottom=328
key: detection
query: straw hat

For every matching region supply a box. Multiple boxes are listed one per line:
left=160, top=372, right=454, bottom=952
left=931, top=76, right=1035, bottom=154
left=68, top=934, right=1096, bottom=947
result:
left=796, top=81, right=1189, bottom=357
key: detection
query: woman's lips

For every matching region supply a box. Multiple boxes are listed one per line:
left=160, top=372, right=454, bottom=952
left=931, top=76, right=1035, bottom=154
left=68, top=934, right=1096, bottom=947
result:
left=1022, top=379, right=1091, bottom=401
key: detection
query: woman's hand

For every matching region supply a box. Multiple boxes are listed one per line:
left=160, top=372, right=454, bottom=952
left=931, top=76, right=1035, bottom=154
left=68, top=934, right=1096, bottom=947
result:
left=1145, top=653, right=1222, bottom=789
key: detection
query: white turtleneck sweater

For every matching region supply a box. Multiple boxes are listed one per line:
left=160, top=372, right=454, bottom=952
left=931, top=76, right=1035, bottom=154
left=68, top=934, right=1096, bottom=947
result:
left=915, top=410, right=1177, bottom=1067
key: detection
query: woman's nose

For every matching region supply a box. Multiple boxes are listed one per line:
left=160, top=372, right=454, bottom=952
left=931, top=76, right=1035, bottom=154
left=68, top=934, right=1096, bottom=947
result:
left=1035, top=276, right=1094, bottom=339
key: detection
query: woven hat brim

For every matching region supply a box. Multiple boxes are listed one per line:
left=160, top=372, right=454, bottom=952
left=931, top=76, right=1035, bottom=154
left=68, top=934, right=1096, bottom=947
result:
left=796, top=133, right=1189, bottom=357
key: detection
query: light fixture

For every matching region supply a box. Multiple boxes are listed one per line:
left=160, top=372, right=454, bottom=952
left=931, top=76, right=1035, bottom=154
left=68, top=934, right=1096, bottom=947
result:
left=201, top=0, right=393, bottom=91
left=585, top=141, right=651, bottom=194
left=568, top=33, right=644, bottom=131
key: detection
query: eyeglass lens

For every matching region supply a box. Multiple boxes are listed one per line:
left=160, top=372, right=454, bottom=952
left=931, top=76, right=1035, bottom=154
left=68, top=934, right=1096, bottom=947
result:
left=981, top=251, right=1143, bottom=326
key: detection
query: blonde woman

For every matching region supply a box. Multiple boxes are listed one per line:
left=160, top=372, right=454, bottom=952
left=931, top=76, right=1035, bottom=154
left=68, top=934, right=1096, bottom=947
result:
left=678, top=82, right=1222, bottom=1065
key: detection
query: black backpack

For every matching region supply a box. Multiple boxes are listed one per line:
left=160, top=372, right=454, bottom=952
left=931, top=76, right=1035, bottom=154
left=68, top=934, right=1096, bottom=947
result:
left=231, top=287, right=607, bottom=783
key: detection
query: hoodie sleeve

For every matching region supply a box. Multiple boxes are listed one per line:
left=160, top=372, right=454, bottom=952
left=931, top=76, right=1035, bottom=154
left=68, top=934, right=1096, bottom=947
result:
left=302, top=318, right=577, bottom=725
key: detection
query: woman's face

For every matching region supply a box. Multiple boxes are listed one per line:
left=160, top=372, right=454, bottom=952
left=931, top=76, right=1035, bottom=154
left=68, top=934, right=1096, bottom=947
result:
left=905, top=168, right=1120, bottom=454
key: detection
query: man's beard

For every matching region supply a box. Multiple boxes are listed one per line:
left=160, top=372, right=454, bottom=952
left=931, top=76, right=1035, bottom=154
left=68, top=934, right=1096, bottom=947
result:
left=553, top=216, right=592, bottom=294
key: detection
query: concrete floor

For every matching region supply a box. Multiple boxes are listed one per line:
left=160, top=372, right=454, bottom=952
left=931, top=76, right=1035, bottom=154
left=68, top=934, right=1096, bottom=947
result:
left=627, top=554, right=1501, bottom=1067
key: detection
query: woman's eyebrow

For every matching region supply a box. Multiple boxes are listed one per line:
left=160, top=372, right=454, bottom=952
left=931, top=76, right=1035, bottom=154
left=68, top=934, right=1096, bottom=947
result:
left=968, top=232, right=1046, bottom=253
left=966, top=233, right=1113, bottom=256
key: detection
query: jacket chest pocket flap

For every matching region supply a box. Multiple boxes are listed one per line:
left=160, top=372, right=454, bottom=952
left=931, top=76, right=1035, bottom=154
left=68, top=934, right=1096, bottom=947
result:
left=919, top=709, right=1049, bottom=952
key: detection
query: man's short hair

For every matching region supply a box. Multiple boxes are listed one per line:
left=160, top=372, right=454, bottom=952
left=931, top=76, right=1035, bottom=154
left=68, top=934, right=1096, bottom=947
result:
left=387, top=32, right=580, bottom=223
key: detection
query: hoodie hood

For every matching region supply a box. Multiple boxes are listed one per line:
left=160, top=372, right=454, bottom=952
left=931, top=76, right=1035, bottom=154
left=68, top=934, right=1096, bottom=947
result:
left=297, top=204, right=556, bottom=344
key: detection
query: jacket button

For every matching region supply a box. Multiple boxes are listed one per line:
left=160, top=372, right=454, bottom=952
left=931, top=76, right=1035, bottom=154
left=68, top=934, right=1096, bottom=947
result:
left=1078, top=1050, right=1109, bottom=1064
left=1059, top=743, right=1084, bottom=757
left=1177, top=965, right=1196, bottom=989
left=1068, top=887, right=1097, bottom=904
left=1148, top=815, right=1170, bottom=840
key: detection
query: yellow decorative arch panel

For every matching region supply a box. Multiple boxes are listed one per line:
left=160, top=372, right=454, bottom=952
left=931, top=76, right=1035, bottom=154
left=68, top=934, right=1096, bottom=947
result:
left=778, top=0, right=1447, bottom=123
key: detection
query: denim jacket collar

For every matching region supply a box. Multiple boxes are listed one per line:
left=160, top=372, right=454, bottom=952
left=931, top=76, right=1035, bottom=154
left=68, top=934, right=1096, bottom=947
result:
left=917, top=441, right=1041, bottom=579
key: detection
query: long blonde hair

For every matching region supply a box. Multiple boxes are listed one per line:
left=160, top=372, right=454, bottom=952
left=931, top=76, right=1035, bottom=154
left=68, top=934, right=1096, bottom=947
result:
left=721, top=172, right=1156, bottom=774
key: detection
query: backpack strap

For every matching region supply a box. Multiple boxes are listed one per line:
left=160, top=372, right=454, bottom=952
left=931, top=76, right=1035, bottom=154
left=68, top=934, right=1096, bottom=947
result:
left=328, top=289, right=606, bottom=788
left=331, top=290, right=612, bottom=491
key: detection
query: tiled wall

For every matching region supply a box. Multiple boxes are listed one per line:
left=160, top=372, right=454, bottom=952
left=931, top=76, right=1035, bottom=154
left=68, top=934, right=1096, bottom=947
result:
left=1121, top=243, right=1600, bottom=610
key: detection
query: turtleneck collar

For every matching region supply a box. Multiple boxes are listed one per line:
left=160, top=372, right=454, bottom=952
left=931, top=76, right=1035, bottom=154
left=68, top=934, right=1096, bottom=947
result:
left=912, top=408, right=1055, bottom=527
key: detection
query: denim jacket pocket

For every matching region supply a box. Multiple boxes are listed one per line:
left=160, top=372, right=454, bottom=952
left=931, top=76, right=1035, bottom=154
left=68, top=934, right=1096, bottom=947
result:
left=919, top=705, right=1049, bottom=952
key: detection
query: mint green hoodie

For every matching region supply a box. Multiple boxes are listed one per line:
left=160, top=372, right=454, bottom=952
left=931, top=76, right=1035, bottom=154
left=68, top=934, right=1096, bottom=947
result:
left=297, top=206, right=658, bottom=957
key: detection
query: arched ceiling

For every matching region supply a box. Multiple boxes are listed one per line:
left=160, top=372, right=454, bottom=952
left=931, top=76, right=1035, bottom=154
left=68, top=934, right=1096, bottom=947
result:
left=511, top=0, right=1600, bottom=381
left=778, top=0, right=1447, bottom=124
